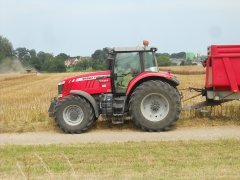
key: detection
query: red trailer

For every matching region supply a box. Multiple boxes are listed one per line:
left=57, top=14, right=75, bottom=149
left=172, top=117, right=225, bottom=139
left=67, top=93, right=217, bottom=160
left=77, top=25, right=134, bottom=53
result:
left=205, top=45, right=240, bottom=101
left=184, top=45, right=240, bottom=110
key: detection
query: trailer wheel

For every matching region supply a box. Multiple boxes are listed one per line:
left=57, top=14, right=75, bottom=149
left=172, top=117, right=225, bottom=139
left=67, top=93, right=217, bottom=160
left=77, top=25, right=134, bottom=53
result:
left=54, top=95, right=95, bottom=133
left=129, top=80, right=181, bottom=131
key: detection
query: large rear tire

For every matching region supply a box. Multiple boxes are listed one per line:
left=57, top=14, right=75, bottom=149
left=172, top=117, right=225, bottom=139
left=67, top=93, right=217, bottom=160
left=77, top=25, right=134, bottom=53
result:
left=129, top=80, right=181, bottom=131
left=54, top=95, right=95, bottom=133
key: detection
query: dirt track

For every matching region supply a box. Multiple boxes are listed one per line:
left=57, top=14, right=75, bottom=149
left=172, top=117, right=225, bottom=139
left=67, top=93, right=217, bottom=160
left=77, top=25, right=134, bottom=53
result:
left=0, top=126, right=240, bottom=145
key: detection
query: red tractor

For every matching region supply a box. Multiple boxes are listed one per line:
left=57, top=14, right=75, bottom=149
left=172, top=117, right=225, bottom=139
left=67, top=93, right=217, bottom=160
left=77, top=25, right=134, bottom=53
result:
left=49, top=41, right=181, bottom=133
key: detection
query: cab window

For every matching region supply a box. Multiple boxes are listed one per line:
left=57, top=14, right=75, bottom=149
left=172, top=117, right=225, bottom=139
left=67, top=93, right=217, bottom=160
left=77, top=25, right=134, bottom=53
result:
left=114, top=52, right=141, bottom=93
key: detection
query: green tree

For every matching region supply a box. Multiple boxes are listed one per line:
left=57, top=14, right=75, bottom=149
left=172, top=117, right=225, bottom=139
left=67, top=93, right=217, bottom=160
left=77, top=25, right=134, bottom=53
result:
left=28, top=49, right=40, bottom=70
left=15, top=47, right=29, bottom=59
left=48, top=57, right=66, bottom=72
left=15, top=47, right=31, bottom=65
left=170, top=52, right=186, bottom=59
left=29, top=49, right=37, bottom=58
left=74, top=57, right=91, bottom=71
left=0, top=35, right=14, bottom=63
left=156, top=53, right=170, bottom=57
left=15, top=48, right=43, bottom=70
left=56, top=53, right=69, bottom=61
left=91, top=48, right=108, bottom=70
left=37, top=52, right=54, bottom=71
left=157, top=56, right=172, bottom=66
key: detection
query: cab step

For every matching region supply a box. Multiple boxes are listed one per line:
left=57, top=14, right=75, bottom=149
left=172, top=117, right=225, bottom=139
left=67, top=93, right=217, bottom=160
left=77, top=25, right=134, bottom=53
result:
left=112, top=114, right=124, bottom=124
left=113, top=96, right=126, bottom=114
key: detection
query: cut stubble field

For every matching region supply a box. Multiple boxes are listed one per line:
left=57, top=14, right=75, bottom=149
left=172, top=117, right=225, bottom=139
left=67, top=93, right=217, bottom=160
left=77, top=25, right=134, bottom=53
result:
left=0, top=66, right=240, bottom=133
left=160, top=65, right=205, bottom=75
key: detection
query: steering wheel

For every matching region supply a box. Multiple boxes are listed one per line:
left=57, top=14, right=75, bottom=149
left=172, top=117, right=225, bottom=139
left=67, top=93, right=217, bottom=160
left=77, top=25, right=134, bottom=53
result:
left=121, top=71, right=132, bottom=77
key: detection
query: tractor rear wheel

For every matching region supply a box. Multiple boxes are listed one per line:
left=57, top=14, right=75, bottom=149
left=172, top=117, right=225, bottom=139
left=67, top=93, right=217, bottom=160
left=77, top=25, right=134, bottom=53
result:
left=129, top=80, right=181, bottom=131
left=54, top=95, right=95, bottom=133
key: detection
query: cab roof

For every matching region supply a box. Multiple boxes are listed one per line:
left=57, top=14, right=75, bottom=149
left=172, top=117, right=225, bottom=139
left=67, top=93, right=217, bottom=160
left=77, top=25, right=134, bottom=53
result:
left=108, top=46, right=158, bottom=53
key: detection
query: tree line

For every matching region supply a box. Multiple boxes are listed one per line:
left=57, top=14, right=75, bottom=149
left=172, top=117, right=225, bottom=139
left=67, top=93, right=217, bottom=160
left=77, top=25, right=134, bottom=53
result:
left=0, top=35, right=65, bottom=72
left=0, top=35, right=187, bottom=73
left=0, top=35, right=107, bottom=72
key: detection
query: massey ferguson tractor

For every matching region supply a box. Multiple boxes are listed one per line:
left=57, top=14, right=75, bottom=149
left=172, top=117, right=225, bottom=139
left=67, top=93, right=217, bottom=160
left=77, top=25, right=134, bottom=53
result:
left=49, top=41, right=240, bottom=133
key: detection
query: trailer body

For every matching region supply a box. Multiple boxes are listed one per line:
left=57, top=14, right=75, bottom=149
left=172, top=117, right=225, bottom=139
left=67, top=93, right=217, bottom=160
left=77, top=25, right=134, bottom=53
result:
left=205, top=45, right=240, bottom=101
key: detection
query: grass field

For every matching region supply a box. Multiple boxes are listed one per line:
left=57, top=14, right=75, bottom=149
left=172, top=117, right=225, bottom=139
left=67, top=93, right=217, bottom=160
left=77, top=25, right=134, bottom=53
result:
left=0, top=67, right=240, bottom=133
left=0, top=140, right=239, bottom=179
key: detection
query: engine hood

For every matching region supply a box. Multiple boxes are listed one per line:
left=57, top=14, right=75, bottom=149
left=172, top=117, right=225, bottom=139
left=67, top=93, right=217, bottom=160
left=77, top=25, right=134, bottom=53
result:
left=60, top=70, right=111, bottom=84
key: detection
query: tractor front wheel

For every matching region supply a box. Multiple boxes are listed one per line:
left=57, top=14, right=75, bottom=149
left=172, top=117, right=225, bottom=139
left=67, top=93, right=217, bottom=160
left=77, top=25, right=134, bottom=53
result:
left=129, top=80, right=181, bottom=131
left=54, top=95, right=95, bottom=133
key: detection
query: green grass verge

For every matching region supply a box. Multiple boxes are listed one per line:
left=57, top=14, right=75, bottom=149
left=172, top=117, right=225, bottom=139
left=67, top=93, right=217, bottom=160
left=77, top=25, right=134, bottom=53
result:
left=0, top=140, right=240, bottom=179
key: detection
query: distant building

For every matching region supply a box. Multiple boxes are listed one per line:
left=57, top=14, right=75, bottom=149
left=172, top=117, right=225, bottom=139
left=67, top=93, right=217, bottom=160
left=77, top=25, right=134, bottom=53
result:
left=64, top=57, right=81, bottom=67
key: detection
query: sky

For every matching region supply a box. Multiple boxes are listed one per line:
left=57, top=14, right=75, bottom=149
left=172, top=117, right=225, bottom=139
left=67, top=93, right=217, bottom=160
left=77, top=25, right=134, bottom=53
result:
left=0, top=0, right=240, bottom=56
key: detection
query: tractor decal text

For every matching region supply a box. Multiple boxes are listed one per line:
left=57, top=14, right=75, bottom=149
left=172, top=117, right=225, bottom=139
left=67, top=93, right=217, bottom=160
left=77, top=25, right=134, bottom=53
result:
left=76, top=75, right=110, bottom=82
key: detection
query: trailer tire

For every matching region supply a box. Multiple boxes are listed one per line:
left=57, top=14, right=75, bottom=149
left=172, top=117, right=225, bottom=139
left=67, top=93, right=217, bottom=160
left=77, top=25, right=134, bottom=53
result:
left=54, top=95, right=95, bottom=133
left=129, top=80, right=181, bottom=132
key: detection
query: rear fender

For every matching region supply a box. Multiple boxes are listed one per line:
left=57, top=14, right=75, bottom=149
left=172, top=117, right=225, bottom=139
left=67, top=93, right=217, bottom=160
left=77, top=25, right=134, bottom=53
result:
left=70, top=90, right=99, bottom=117
left=126, top=72, right=179, bottom=96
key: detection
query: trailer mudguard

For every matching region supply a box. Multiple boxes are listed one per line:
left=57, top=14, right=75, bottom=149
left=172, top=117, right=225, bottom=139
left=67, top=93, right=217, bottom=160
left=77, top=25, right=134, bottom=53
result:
left=70, top=90, right=99, bottom=117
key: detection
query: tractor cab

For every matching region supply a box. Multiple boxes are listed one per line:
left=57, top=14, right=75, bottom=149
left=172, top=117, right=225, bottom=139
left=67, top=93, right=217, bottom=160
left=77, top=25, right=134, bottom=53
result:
left=106, top=45, right=158, bottom=94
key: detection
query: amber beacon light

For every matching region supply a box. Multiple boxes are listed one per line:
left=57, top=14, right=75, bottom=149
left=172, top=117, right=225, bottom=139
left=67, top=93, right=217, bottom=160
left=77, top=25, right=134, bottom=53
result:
left=143, top=40, right=149, bottom=46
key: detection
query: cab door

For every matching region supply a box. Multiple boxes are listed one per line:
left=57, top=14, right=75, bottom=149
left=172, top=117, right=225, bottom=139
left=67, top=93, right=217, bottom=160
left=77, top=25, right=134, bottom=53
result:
left=113, top=52, right=142, bottom=93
